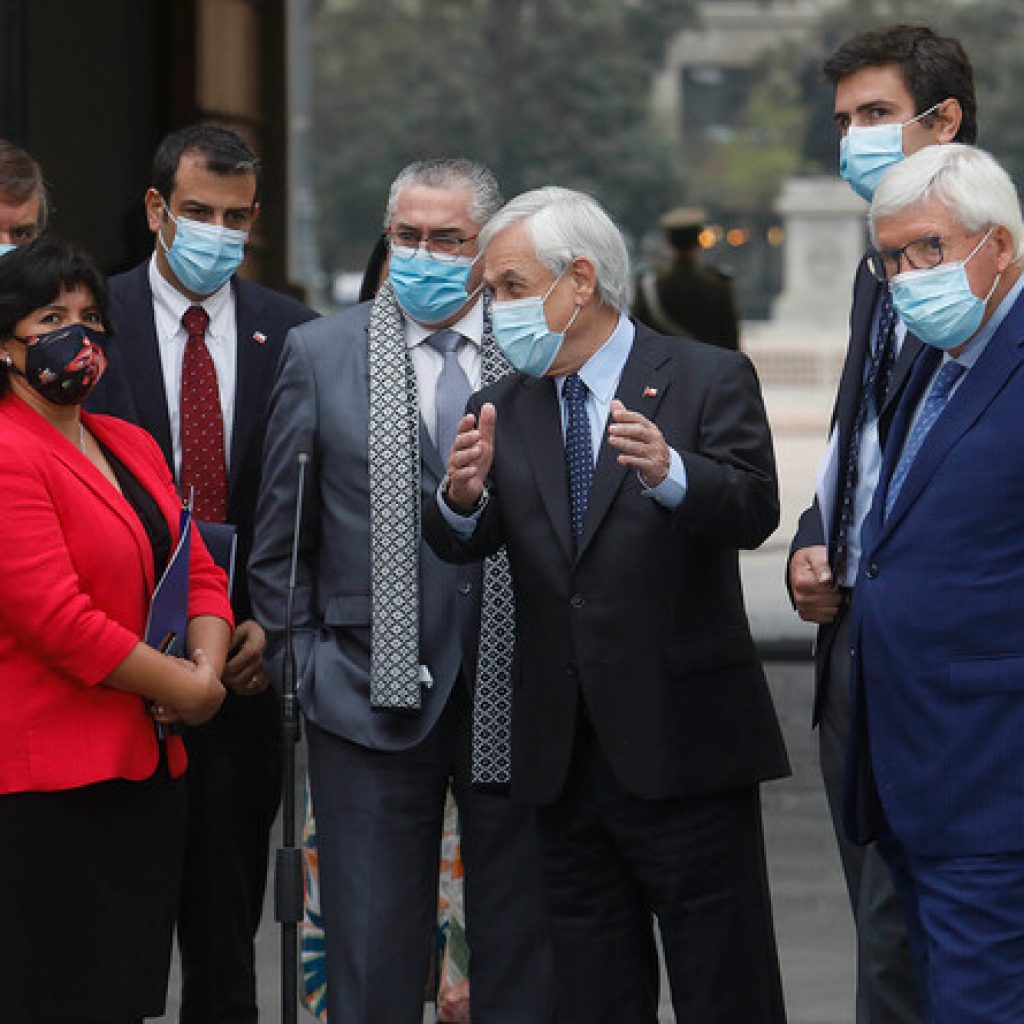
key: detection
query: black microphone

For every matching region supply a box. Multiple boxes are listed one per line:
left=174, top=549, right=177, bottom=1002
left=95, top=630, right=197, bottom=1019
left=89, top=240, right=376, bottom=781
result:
left=277, top=428, right=313, bottom=1024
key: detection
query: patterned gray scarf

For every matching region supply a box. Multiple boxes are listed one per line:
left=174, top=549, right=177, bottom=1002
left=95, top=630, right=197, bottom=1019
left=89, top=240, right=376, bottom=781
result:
left=367, top=283, right=515, bottom=785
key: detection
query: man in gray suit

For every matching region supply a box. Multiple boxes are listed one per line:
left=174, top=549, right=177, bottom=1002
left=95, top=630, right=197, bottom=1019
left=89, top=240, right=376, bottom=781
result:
left=249, top=159, right=552, bottom=1024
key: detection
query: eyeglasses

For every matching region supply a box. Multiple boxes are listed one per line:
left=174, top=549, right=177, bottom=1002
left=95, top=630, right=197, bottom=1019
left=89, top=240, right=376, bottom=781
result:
left=867, top=235, right=945, bottom=281
left=386, top=228, right=478, bottom=264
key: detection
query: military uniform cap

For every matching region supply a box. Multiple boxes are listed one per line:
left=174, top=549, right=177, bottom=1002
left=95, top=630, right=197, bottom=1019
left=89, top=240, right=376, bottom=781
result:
left=659, top=205, right=708, bottom=230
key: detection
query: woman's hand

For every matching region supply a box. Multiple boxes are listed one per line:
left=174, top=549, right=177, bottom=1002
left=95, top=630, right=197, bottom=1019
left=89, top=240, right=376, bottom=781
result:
left=149, top=649, right=226, bottom=727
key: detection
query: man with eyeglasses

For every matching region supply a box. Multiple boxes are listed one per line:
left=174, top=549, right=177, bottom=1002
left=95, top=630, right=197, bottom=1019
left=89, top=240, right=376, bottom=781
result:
left=250, top=158, right=553, bottom=1024
left=788, top=24, right=978, bottom=1024
left=850, top=142, right=1024, bottom=1024
left=0, top=138, right=47, bottom=253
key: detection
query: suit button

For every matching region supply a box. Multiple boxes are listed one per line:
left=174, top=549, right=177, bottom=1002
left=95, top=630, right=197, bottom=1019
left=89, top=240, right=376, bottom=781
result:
left=570, top=593, right=585, bottom=609
left=457, top=581, right=472, bottom=595
left=566, top=663, right=578, bottom=677
left=866, top=563, right=879, bottom=579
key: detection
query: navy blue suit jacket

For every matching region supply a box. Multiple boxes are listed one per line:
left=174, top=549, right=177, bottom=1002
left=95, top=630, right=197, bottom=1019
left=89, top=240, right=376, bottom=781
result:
left=847, top=287, right=1024, bottom=856
left=86, top=260, right=318, bottom=619
left=790, top=257, right=923, bottom=723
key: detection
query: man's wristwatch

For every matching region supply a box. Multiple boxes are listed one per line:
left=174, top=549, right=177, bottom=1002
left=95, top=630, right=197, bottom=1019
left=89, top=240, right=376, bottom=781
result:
left=442, top=474, right=489, bottom=516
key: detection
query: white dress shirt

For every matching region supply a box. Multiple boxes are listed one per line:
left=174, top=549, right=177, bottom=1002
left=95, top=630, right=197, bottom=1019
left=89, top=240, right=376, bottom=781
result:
left=406, top=297, right=485, bottom=440
left=148, top=254, right=237, bottom=479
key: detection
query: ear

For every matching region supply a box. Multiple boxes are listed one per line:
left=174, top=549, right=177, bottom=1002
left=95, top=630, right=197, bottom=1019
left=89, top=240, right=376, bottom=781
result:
left=992, top=225, right=1017, bottom=273
left=249, top=200, right=261, bottom=226
left=934, top=98, right=962, bottom=144
left=568, top=256, right=598, bottom=307
left=144, top=188, right=167, bottom=235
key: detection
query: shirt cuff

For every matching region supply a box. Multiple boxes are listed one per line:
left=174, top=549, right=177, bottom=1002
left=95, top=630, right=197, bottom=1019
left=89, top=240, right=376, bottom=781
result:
left=437, top=480, right=483, bottom=538
left=640, top=447, right=687, bottom=508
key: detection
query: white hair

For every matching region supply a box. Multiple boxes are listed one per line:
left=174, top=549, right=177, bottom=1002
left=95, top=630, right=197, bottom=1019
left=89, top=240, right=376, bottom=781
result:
left=870, top=144, right=1024, bottom=262
left=479, top=186, right=632, bottom=310
left=384, top=158, right=503, bottom=229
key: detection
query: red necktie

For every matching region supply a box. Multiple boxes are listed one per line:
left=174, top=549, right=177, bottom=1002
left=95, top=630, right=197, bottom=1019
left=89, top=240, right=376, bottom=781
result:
left=180, top=305, right=228, bottom=522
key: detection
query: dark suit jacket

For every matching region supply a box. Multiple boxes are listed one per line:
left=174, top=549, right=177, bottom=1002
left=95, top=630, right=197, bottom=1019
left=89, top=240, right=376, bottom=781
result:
left=847, top=288, right=1024, bottom=856
left=424, top=322, right=790, bottom=805
left=633, top=258, right=739, bottom=350
left=86, top=259, right=318, bottom=619
left=789, top=257, right=923, bottom=723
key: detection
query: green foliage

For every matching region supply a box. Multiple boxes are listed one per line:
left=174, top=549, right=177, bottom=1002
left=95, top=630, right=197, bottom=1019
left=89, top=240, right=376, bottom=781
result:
left=683, top=49, right=812, bottom=212
left=313, top=0, right=696, bottom=270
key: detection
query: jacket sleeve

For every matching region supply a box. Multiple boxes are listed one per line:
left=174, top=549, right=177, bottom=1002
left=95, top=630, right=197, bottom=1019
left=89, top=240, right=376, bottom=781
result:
left=247, top=327, right=321, bottom=687
left=0, top=447, right=139, bottom=687
left=676, top=351, right=780, bottom=549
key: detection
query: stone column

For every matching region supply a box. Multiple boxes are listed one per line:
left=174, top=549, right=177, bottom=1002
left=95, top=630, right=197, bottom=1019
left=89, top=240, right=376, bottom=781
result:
left=772, top=176, right=867, bottom=324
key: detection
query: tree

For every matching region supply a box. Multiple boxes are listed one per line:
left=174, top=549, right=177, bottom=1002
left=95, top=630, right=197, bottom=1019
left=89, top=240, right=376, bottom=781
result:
left=313, top=0, right=697, bottom=271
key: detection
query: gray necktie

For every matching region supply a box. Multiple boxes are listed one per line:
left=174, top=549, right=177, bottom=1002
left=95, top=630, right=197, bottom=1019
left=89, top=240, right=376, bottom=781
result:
left=425, top=329, right=472, bottom=459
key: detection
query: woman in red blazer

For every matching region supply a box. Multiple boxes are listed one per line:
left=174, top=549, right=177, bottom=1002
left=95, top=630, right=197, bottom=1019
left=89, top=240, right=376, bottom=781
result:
left=0, top=238, right=233, bottom=1023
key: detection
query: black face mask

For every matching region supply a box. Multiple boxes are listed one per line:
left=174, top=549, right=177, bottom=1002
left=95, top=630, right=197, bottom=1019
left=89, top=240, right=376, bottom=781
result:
left=10, top=323, right=109, bottom=406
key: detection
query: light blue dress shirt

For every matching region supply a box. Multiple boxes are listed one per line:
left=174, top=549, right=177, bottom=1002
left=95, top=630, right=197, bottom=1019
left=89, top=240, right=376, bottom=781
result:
left=440, top=311, right=687, bottom=533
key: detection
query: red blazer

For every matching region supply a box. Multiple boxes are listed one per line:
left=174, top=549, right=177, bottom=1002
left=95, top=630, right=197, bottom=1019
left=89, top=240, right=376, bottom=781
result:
left=0, top=394, right=233, bottom=794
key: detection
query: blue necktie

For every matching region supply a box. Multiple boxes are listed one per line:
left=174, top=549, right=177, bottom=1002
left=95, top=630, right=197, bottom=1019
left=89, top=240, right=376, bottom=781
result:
left=832, top=287, right=897, bottom=576
left=884, top=360, right=965, bottom=519
left=562, top=373, right=593, bottom=550
left=425, top=329, right=471, bottom=460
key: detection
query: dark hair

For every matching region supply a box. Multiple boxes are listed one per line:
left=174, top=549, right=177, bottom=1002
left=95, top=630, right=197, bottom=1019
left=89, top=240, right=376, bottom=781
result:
left=823, top=25, right=977, bottom=145
left=0, top=138, right=48, bottom=230
left=0, top=237, right=112, bottom=396
left=666, top=226, right=702, bottom=252
left=151, top=124, right=261, bottom=206
left=358, top=234, right=389, bottom=302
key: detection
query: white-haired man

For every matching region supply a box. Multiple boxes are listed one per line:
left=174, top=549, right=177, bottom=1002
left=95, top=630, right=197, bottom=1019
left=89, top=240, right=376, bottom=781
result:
left=848, top=143, right=1024, bottom=1022
left=424, top=186, right=790, bottom=1023
left=250, top=159, right=553, bottom=1023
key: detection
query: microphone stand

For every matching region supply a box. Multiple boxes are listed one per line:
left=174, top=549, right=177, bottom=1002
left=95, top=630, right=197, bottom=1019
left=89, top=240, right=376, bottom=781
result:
left=277, top=446, right=310, bottom=1024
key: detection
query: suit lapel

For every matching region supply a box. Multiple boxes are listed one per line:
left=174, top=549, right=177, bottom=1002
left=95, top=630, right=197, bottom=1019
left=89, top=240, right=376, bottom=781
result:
left=576, top=333, right=671, bottom=561
left=878, top=331, right=923, bottom=446
left=419, top=417, right=445, bottom=480
left=879, top=299, right=1024, bottom=541
left=117, top=264, right=174, bottom=467
left=518, top=375, right=574, bottom=562
left=230, top=278, right=271, bottom=503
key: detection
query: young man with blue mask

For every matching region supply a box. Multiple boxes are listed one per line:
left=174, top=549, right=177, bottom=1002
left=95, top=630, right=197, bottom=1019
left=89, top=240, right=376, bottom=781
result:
left=86, top=124, right=317, bottom=1024
left=788, top=24, right=977, bottom=1024
left=0, top=138, right=47, bottom=256
left=249, top=158, right=554, bottom=1024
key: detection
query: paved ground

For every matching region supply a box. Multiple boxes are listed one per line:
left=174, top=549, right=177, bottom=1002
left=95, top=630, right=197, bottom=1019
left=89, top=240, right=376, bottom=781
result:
left=157, top=376, right=855, bottom=1023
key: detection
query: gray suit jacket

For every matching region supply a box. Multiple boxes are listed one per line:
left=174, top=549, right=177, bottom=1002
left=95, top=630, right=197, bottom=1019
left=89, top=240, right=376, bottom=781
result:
left=248, top=300, right=483, bottom=750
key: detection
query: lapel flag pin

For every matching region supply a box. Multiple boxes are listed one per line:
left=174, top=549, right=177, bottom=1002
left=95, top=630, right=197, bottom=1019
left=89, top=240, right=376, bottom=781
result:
left=252, top=331, right=268, bottom=345
left=643, top=386, right=658, bottom=397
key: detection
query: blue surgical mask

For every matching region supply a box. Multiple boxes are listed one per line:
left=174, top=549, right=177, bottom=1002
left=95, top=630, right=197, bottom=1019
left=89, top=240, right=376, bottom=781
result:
left=889, top=228, right=998, bottom=350
left=0, top=244, right=16, bottom=259
left=491, top=272, right=580, bottom=376
left=160, top=207, right=247, bottom=295
left=840, top=103, right=942, bottom=201
left=389, top=249, right=479, bottom=325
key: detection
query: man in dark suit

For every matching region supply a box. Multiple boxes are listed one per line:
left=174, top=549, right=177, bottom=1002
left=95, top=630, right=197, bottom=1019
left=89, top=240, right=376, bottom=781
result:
left=0, top=138, right=47, bottom=250
left=632, top=205, right=739, bottom=349
left=425, top=186, right=789, bottom=1023
left=850, top=142, right=1024, bottom=1023
left=788, top=26, right=976, bottom=1023
left=87, top=124, right=317, bottom=1024
left=249, top=159, right=553, bottom=1024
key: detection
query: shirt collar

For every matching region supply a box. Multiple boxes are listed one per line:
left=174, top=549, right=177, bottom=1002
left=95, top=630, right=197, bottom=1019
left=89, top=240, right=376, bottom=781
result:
left=949, top=271, right=1024, bottom=370
left=405, top=294, right=485, bottom=350
left=148, top=252, right=233, bottom=344
left=557, top=312, right=635, bottom=403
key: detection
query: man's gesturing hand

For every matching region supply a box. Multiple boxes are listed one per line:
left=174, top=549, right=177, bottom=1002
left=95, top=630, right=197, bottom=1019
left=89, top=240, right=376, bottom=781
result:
left=607, top=399, right=670, bottom=487
left=445, top=403, right=496, bottom=512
